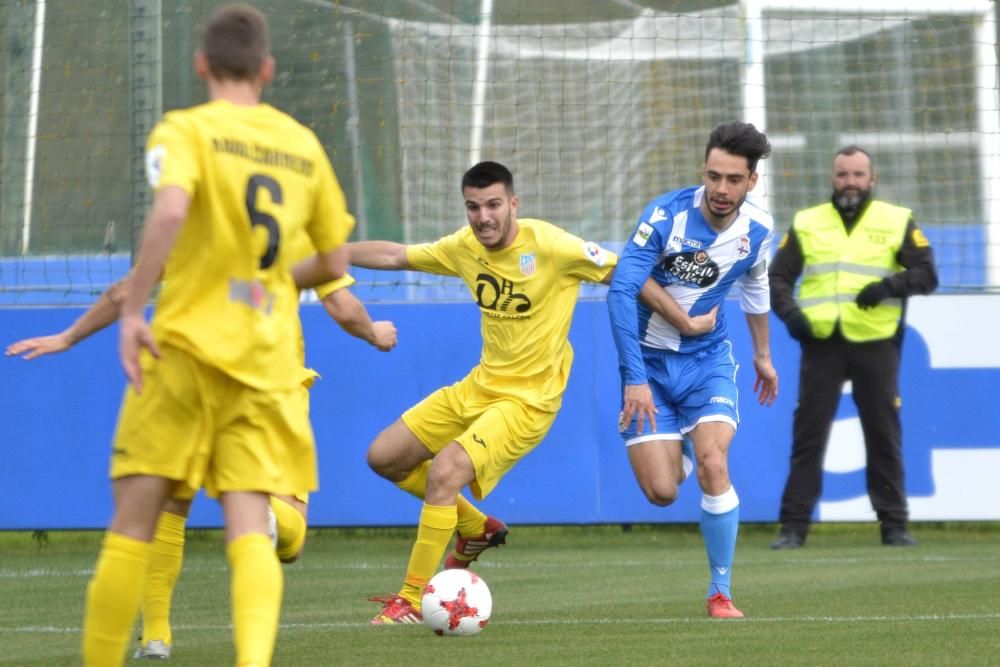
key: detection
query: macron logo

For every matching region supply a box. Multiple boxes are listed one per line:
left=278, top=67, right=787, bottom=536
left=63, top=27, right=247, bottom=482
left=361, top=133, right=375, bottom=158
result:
left=649, top=207, right=668, bottom=223
left=715, top=566, right=729, bottom=575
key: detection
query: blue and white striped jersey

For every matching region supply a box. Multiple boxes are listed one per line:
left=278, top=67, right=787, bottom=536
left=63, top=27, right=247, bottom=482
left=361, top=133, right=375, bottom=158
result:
left=608, top=185, right=774, bottom=385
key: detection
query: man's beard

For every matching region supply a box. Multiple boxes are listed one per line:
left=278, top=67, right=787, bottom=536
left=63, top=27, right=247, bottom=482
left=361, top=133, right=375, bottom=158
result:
left=832, top=187, right=871, bottom=215
left=477, top=210, right=512, bottom=249
left=707, top=193, right=747, bottom=221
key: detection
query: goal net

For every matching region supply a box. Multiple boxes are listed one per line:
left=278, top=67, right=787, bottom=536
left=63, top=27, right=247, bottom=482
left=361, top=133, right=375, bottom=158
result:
left=1, top=0, right=996, bottom=304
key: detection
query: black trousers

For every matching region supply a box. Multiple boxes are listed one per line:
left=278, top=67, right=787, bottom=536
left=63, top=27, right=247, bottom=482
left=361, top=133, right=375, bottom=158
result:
left=777, top=333, right=909, bottom=534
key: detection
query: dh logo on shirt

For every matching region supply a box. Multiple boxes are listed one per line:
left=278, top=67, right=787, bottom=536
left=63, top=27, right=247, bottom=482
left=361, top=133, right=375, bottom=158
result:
left=475, top=274, right=532, bottom=315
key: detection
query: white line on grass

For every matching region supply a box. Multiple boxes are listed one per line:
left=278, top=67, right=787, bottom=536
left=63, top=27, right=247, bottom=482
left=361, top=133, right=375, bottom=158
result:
left=0, top=568, right=95, bottom=578
left=2, top=552, right=997, bottom=579
left=5, top=612, right=1000, bottom=634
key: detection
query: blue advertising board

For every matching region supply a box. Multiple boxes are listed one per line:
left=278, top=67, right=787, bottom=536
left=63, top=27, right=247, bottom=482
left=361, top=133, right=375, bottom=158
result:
left=2, top=293, right=998, bottom=529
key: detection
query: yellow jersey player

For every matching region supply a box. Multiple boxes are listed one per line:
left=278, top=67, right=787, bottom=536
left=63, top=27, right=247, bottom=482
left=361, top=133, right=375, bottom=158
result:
left=8, top=269, right=395, bottom=660
left=349, top=160, right=710, bottom=625
left=80, top=5, right=353, bottom=667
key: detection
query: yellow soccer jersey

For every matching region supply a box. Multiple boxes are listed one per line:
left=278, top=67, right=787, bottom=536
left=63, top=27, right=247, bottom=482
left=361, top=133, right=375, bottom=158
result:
left=145, top=99, right=355, bottom=390
left=406, top=218, right=617, bottom=412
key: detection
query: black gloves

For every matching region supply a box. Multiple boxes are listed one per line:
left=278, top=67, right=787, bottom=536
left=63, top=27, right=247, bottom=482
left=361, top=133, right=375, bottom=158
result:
left=855, top=279, right=893, bottom=310
left=782, top=281, right=892, bottom=343
left=784, top=310, right=813, bottom=342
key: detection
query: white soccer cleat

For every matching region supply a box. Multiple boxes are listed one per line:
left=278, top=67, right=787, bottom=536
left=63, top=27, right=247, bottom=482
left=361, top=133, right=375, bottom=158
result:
left=132, top=639, right=171, bottom=659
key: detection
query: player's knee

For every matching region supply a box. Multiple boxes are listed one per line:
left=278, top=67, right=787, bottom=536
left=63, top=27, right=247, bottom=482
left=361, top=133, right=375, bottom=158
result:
left=366, top=426, right=419, bottom=481
left=365, top=447, right=387, bottom=477
left=426, top=453, right=469, bottom=497
left=366, top=442, right=398, bottom=480
left=697, top=452, right=729, bottom=487
left=426, top=458, right=458, bottom=490
left=640, top=480, right=679, bottom=507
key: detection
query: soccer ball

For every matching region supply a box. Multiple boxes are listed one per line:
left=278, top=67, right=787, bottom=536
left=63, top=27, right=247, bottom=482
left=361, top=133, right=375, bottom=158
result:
left=421, top=568, right=492, bottom=636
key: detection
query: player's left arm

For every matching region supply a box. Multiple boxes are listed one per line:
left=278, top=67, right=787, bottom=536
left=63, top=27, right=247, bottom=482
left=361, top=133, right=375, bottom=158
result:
left=637, top=279, right=717, bottom=336
left=6, top=272, right=132, bottom=360
left=120, top=186, right=190, bottom=391
left=745, top=311, right=778, bottom=406
left=599, top=248, right=715, bottom=335
left=739, top=230, right=777, bottom=406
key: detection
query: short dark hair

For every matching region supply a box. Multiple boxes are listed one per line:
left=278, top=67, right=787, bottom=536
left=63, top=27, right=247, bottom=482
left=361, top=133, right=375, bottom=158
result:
left=835, top=144, right=874, bottom=170
left=461, top=161, right=514, bottom=194
left=704, top=121, right=772, bottom=173
left=201, top=4, right=269, bottom=81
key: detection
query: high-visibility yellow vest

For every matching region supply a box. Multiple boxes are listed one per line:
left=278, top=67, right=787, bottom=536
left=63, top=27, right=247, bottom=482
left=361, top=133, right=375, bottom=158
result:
left=794, top=200, right=909, bottom=341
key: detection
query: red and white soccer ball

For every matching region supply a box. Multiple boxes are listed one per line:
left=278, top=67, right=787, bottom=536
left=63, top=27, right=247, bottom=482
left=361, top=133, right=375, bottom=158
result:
left=421, top=568, right=492, bottom=636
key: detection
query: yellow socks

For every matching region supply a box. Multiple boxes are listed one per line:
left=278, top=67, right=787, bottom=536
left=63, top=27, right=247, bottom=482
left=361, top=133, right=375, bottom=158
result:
left=82, top=532, right=150, bottom=666
left=269, top=497, right=306, bottom=562
left=227, top=533, right=283, bottom=667
left=456, top=501, right=486, bottom=540
left=396, top=461, right=431, bottom=497
left=397, top=462, right=486, bottom=538
left=401, top=503, right=457, bottom=607
left=141, top=511, right=186, bottom=646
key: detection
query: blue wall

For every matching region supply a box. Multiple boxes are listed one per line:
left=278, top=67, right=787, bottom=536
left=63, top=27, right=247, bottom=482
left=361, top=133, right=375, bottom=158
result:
left=2, top=296, right=999, bottom=529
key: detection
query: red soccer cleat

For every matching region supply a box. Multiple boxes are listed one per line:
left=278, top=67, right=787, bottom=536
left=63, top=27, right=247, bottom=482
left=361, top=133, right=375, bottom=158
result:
left=369, top=595, right=423, bottom=625
left=707, top=592, right=745, bottom=619
left=444, top=516, right=509, bottom=569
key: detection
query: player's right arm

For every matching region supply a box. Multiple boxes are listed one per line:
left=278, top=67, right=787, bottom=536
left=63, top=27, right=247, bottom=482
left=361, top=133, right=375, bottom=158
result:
left=346, top=241, right=413, bottom=270
left=292, top=246, right=348, bottom=289
left=321, top=288, right=397, bottom=352
left=297, top=137, right=354, bottom=289
left=120, top=185, right=190, bottom=391
left=6, top=272, right=132, bottom=360
left=608, top=207, right=670, bottom=435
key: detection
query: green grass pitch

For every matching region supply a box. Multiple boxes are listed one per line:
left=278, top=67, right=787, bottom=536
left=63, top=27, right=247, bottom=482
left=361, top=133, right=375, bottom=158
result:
left=3, top=523, right=999, bottom=666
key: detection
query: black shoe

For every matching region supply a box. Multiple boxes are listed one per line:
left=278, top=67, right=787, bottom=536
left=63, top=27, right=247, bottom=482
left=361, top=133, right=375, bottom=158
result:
left=882, top=527, right=918, bottom=546
left=770, top=531, right=805, bottom=550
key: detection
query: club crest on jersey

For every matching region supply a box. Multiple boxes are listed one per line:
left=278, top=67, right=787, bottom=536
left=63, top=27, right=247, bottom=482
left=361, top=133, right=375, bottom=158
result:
left=736, top=235, right=751, bottom=258
left=519, top=253, right=536, bottom=276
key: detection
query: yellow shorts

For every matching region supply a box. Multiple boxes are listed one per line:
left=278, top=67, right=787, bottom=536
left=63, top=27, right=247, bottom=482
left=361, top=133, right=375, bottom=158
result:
left=402, top=374, right=557, bottom=500
left=110, top=344, right=317, bottom=498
